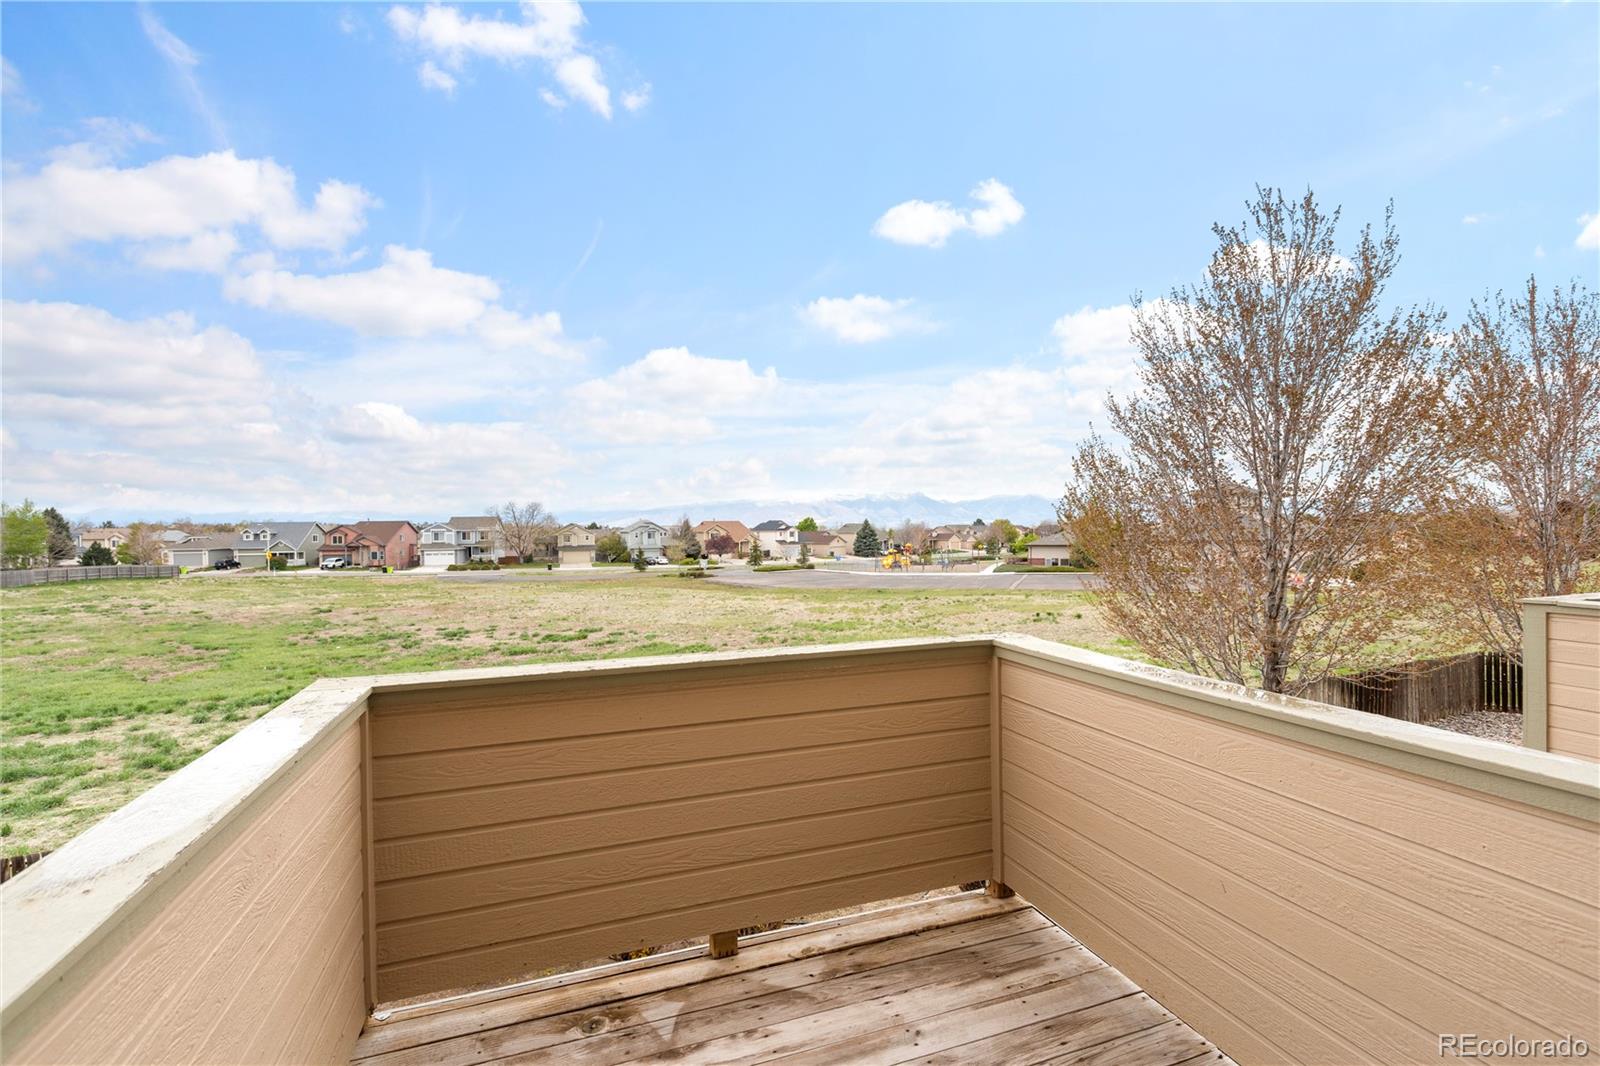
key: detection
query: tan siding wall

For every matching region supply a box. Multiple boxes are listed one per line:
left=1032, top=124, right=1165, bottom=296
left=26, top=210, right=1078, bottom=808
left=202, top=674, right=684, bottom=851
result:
left=368, top=648, right=993, bottom=1002
left=1546, top=612, right=1600, bottom=761
left=8, top=722, right=367, bottom=1065
left=997, top=661, right=1599, bottom=1066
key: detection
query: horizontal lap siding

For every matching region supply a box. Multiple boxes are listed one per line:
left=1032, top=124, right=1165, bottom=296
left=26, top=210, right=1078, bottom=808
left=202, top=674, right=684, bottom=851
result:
left=997, top=662, right=1599, bottom=1066
left=368, top=650, right=993, bottom=1002
left=1546, top=613, right=1600, bottom=762
left=9, top=723, right=367, bottom=1065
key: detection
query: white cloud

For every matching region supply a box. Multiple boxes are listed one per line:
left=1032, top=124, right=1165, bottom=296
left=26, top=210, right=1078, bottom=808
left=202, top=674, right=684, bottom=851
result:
left=803, top=295, right=937, bottom=344
left=1577, top=212, right=1600, bottom=252
left=136, top=229, right=240, bottom=273
left=1534, top=244, right=1547, bottom=259
left=621, top=84, right=652, bottom=112
left=0, top=299, right=570, bottom=514
left=1051, top=304, right=1146, bottom=392
left=2, top=148, right=376, bottom=262
left=138, top=6, right=228, bottom=147
left=2, top=56, right=34, bottom=110
left=569, top=347, right=779, bottom=443
left=387, top=1, right=625, bottom=118
left=1461, top=213, right=1487, bottom=225
left=418, top=59, right=458, bottom=94
left=223, top=244, right=579, bottom=357
left=539, top=87, right=568, bottom=110
left=872, top=178, right=1025, bottom=248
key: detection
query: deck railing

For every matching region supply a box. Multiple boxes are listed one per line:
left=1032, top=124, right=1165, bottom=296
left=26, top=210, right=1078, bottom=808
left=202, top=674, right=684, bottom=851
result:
left=4, top=632, right=1596, bottom=1065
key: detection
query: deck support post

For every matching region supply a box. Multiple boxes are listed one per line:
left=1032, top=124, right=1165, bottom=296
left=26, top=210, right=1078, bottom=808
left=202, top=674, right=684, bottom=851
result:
left=985, top=880, right=1014, bottom=899
left=709, top=930, right=739, bottom=958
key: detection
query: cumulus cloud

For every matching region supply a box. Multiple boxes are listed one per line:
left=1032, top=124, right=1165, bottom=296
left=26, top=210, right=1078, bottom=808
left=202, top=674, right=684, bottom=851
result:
left=418, top=59, right=458, bottom=94
left=569, top=347, right=780, bottom=443
left=621, top=83, right=652, bottom=112
left=872, top=179, right=1025, bottom=248
left=2, top=148, right=376, bottom=262
left=803, top=295, right=938, bottom=344
left=0, top=299, right=569, bottom=514
left=1577, top=212, right=1600, bottom=252
left=1051, top=304, right=1147, bottom=392
left=387, top=1, right=626, bottom=118
left=222, top=244, right=579, bottom=356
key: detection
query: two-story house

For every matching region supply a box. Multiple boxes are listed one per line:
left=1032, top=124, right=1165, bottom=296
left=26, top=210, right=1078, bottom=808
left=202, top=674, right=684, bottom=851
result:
left=318, top=522, right=419, bottom=569
left=417, top=523, right=470, bottom=567
left=621, top=519, right=669, bottom=562
left=752, top=520, right=801, bottom=560
left=555, top=524, right=598, bottom=567
left=692, top=520, right=755, bottom=558
left=235, top=523, right=329, bottom=568
left=76, top=527, right=131, bottom=553
left=447, top=516, right=503, bottom=562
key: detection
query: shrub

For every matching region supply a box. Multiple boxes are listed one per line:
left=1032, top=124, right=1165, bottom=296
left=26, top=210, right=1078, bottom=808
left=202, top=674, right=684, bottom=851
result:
left=79, top=544, right=116, bottom=566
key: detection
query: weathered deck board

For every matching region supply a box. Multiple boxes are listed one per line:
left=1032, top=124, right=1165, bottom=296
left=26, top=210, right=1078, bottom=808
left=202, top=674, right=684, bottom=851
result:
left=351, top=894, right=1231, bottom=1066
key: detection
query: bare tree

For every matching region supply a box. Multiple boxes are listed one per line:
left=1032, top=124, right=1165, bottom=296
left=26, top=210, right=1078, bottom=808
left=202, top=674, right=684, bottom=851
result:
left=1421, top=278, right=1600, bottom=659
left=117, top=524, right=166, bottom=564
left=667, top=514, right=695, bottom=561
left=897, top=520, right=930, bottom=554
left=1064, top=188, right=1447, bottom=693
left=492, top=501, right=556, bottom=562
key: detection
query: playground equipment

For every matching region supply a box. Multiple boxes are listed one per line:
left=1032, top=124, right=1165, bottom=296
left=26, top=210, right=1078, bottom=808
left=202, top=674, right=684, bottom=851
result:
left=880, top=543, right=918, bottom=570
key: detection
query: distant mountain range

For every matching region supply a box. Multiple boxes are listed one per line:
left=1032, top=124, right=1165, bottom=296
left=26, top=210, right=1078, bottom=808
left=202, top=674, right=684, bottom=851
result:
left=75, top=493, right=1060, bottom=529
left=581, top=493, right=1060, bottom=529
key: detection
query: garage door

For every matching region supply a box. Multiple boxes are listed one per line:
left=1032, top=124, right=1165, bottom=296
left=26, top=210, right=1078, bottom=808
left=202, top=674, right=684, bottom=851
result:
left=421, top=549, right=456, bottom=567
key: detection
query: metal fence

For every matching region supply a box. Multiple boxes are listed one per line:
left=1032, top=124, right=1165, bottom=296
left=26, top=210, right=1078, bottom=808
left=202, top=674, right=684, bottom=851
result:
left=0, top=565, right=181, bottom=588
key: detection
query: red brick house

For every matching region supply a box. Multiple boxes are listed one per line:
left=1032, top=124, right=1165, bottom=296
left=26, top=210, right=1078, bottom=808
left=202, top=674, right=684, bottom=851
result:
left=318, top=522, right=419, bottom=569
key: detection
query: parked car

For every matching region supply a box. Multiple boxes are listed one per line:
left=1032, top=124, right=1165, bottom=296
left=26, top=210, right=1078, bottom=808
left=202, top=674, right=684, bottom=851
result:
left=320, top=557, right=349, bottom=570
left=647, top=556, right=672, bottom=566
left=212, top=559, right=240, bottom=570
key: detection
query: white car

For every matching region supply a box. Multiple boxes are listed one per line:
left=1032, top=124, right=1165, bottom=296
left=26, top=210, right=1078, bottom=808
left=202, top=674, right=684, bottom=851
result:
left=320, top=557, right=349, bottom=570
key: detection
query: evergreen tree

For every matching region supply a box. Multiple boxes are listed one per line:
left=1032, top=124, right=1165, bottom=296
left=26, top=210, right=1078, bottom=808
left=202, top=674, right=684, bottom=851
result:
left=853, top=521, right=881, bottom=557
left=42, top=508, right=75, bottom=564
left=747, top=540, right=765, bottom=566
left=631, top=549, right=647, bottom=571
left=798, top=540, right=811, bottom=565
left=80, top=543, right=116, bottom=566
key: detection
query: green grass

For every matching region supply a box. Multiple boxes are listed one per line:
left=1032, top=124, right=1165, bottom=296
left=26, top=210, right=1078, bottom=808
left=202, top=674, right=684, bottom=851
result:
left=0, top=572, right=1137, bottom=855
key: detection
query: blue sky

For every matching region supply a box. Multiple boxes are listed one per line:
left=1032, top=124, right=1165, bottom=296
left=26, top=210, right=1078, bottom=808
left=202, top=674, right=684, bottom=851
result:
left=2, top=2, right=1596, bottom=519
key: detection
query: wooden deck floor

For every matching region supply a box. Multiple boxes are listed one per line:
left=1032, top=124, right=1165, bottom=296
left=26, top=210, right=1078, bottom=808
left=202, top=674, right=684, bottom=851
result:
left=351, top=892, right=1232, bottom=1065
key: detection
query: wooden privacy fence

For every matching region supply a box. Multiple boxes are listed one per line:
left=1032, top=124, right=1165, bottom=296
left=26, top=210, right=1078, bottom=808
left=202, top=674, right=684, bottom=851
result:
left=1298, top=652, right=1522, bottom=723
left=0, top=565, right=180, bottom=588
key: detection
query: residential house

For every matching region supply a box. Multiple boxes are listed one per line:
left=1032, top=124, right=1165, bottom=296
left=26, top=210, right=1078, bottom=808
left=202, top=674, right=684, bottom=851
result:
left=164, top=534, right=239, bottom=569
left=417, top=523, right=471, bottom=567
left=692, top=520, right=755, bottom=558
left=447, top=516, right=505, bottom=562
left=931, top=526, right=979, bottom=553
left=318, top=522, right=419, bottom=569
left=751, top=520, right=800, bottom=560
left=837, top=522, right=865, bottom=537
left=76, top=527, right=130, bottom=552
left=555, top=524, right=598, bottom=567
left=1025, top=532, right=1075, bottom=566
left=158, top=529, right=191, bottom=544
left=235, top=523, right=329, bottom=568
left=798, top=529, right=849, bottom=559
left=621, top=519, right=669, bottom=562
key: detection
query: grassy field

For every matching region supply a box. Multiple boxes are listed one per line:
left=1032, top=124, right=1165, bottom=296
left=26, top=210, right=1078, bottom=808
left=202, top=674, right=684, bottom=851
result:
left=0, top=571, right=1128, bottom=856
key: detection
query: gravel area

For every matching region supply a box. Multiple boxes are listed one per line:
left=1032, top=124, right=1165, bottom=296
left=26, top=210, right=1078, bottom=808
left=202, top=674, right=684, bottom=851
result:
left=1425, top=708, right=1523, bottom=746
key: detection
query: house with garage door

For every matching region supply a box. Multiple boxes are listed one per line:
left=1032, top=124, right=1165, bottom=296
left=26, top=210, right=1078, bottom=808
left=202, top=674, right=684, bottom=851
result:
left=417, top=523, right=470, bottom=567
left=163, top=534, right=238, bottom=569
left=236, top=523, right=329, bottom=567
left=318, top=522, right=419, bottom=569
left=621, top=519, right=670, bottom=561
left=447, top=516, right=504, bottom=562
left=555, top=524, right=598, bottom=567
